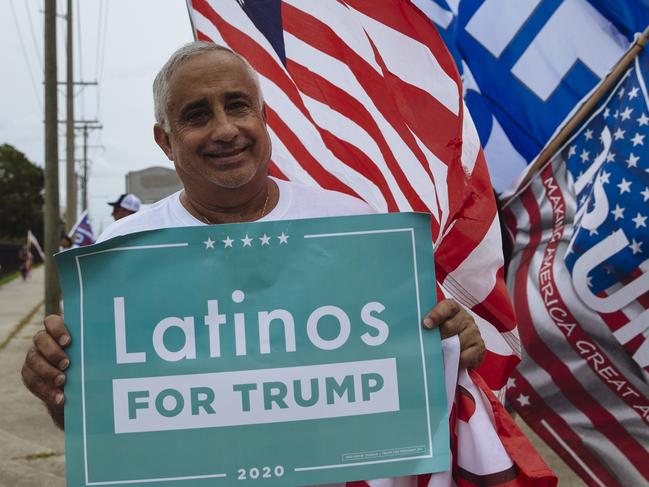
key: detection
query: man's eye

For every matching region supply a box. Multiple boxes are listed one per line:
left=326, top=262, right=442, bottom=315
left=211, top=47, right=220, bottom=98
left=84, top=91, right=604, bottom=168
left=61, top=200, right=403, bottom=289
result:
left=183, top=109, right=210, bottom=123
left=228, top=101, right=250, bottom=111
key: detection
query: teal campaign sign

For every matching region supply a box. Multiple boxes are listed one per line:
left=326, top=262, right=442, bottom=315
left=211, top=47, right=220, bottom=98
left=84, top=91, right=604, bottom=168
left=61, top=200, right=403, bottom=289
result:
left=56, top=212, right=449, bottom=486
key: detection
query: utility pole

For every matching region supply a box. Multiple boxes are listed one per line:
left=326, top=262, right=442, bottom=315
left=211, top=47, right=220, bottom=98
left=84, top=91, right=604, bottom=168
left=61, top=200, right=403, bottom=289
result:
left=44, top=0, right=61, bottom=315
left=65, top=0, right=76, bottom=231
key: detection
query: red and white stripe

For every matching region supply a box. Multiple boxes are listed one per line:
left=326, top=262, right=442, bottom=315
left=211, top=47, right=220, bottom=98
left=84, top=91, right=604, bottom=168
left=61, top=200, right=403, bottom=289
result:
left=187, top=1, right=553, bottom=485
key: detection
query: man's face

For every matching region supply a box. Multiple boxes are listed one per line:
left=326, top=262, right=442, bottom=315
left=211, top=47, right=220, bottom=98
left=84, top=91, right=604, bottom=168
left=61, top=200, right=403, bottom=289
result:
left=154, top=50, right=271, bottom=198
left=111, top=207, right=132, bottom=221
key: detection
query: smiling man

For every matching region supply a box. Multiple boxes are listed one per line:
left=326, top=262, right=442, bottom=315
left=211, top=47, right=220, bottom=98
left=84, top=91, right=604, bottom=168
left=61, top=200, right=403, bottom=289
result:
left=21, top=42, right=485, bottom=473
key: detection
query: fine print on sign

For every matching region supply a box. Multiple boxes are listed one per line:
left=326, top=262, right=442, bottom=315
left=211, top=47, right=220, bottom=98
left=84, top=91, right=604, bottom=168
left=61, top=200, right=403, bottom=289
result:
left=56, top=212, right=449, bottom=486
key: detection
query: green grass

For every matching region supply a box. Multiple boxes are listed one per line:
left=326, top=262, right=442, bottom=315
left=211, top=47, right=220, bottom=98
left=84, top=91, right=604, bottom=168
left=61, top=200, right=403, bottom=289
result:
left=0, top=271, right=20, bottom=286
left=0, top=263, right=43, bottom=287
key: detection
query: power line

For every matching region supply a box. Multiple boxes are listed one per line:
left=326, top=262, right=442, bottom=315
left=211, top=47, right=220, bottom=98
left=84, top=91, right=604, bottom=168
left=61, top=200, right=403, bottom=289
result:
left=9, top=0, right=43, bottom=111
left=23, top=1, right=43, bottom=70
left=76, top=0, right=84, bottom=118
left=94, top=0, right=103, bottom=81
left=95, top=0, right=109, bottom=120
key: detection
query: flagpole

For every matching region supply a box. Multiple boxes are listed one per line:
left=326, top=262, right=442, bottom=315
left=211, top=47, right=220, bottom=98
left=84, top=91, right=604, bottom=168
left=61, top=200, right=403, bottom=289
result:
left=503, top=25, right=649, bottom=206
left=185, top=0, right=197, bottom=40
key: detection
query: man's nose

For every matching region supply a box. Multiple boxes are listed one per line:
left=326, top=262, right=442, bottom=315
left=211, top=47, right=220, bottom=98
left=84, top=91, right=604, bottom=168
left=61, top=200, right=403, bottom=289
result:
left=209, top=111, right=239, bottom=142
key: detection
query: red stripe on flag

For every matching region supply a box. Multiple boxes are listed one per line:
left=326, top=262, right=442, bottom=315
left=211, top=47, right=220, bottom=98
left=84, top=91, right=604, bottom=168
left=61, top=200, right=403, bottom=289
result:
left=435, top=152, right=498, bottom=271
left=472, top=269, right=517, bottom=332
left=267, top=160, right=287, bottom=181
left=476, top=350, right=518, bottom=392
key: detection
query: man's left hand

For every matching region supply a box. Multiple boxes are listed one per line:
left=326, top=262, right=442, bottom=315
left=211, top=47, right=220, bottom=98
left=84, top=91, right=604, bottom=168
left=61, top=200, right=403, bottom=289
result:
left=422, top=299, right=485, bottom=369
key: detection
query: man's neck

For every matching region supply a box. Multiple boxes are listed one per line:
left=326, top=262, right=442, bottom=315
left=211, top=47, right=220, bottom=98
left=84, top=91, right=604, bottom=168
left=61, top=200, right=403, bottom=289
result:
left=180, top=178, right=278, bottom=224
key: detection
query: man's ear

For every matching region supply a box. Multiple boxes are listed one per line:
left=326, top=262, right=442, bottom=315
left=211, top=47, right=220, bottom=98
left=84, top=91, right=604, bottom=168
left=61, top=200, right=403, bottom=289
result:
left=261, top=102, right=268, bottom=123
left=153, top=123, right=174, bottom=160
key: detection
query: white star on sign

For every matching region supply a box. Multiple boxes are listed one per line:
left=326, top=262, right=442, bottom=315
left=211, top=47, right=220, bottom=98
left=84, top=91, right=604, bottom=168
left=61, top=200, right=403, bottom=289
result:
left=568, top=145, right=577, bottom=157
left=627, top=152, right=640, bottom=168
left=223, top=236, right=234, bottom=248
left=617, top=178, right=632, bottom=194
left=632, top=132, right=646, bottom=146
left=620, top=106, right=633, bottom=121
left=611, top=204, right=625, bottom=221
left=605, top=151, right=616, bottom=162
left=584, top=129, right=593, bottom=140
left=638, top=113, right=649, bottom=126
left=630, top=239, right=643, bottom=255
left=632, top=213, right=647, bottom=229
left=203, top=237, right=215, bottom=249
left=600, top=170, right=611, bottom=184
left=642, top=187, right=649, bottom=202
left=628, top=86, right=640, bottom=99
left=613, top=128, right=625, bottom=140
left=604, top=107, right=611, bottom=118
left=516, top=394, right=530, bottom=407
left=580, top=149, right=590, bottom=163
left=278, top=232, right=289, bottom=244
left=241, top=234, right=253, bottom=247
left=259, top=234, right=271, bottom=246
left=618, top=88, right=625, bottom=99
left=506, top=377, right=516, bottom=389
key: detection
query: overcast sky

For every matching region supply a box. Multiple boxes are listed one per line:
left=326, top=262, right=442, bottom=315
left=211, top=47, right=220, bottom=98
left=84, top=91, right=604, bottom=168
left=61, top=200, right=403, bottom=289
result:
left=2, top=0, right=194, bottom=234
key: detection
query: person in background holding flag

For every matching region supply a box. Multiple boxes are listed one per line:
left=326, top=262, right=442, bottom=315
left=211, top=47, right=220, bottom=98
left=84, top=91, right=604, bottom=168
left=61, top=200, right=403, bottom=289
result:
left=107, top=192, right=141, bottom=221
left=17, top=243, right=33, bottom=281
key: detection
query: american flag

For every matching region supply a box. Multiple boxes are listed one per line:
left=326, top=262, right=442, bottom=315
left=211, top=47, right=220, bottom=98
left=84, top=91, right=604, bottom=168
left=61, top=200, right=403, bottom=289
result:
left=504, top=46, right=649, bottom=485
left=186, top=1, right=555, bottom=486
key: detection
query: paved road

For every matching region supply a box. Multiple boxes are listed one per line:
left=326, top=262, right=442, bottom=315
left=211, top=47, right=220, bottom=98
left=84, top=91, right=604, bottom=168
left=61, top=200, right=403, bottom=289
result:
left=0, top=266, right=583, bottom=486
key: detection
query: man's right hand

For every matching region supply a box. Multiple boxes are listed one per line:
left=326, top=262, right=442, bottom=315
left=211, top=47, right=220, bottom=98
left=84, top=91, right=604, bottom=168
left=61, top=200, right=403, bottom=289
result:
left=21, top=314, right=71, bottom=429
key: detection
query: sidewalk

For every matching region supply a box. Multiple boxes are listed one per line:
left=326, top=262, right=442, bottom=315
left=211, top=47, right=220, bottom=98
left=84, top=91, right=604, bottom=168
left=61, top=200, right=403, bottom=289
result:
left=0, top=266, right=65, bottom=487
left=0, top=267, right=582, bottom=486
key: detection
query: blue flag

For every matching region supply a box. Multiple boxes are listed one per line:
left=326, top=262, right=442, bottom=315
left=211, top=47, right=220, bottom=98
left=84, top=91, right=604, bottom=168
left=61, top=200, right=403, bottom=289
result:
left=419, top=0, right=649, bottom=191
left=70, top=210, right=95, bottom=247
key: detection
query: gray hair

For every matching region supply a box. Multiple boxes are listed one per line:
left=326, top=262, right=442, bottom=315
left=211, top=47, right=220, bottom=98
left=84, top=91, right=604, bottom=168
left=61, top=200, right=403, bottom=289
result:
left=153, top=41, right=264, bottom=132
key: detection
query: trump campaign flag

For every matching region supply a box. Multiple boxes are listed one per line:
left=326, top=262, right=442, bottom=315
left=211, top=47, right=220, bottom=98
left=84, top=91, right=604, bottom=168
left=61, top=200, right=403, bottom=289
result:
left=418, top=0, right=649, bottom=192
left=503, top=41, right=649, bottom=485
left=69, top=210, right=95, bottom=247
left=185, top=1, right=556, bottom=485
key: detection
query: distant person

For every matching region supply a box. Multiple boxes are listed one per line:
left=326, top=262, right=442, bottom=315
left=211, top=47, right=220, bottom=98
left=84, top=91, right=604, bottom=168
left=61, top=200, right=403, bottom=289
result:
left=18, top=244, right=33, bottom=281
left=107, top=193, right=141, bottom=221
left=59, top=234, right=73, bottom=250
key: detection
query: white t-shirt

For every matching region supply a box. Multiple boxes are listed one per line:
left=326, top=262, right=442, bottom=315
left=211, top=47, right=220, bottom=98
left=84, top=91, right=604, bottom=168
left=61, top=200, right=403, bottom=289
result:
left=98, top=178, right=374, bottom=242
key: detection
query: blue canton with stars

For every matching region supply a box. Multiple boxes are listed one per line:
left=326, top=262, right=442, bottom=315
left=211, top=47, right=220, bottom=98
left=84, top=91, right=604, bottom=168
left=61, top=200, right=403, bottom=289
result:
left=564, top=48, right=649, bottom=295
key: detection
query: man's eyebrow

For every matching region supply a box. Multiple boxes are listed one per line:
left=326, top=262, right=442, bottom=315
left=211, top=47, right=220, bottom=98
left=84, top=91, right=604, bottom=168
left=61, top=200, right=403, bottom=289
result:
left=224, top=91, right=253, bottom=101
